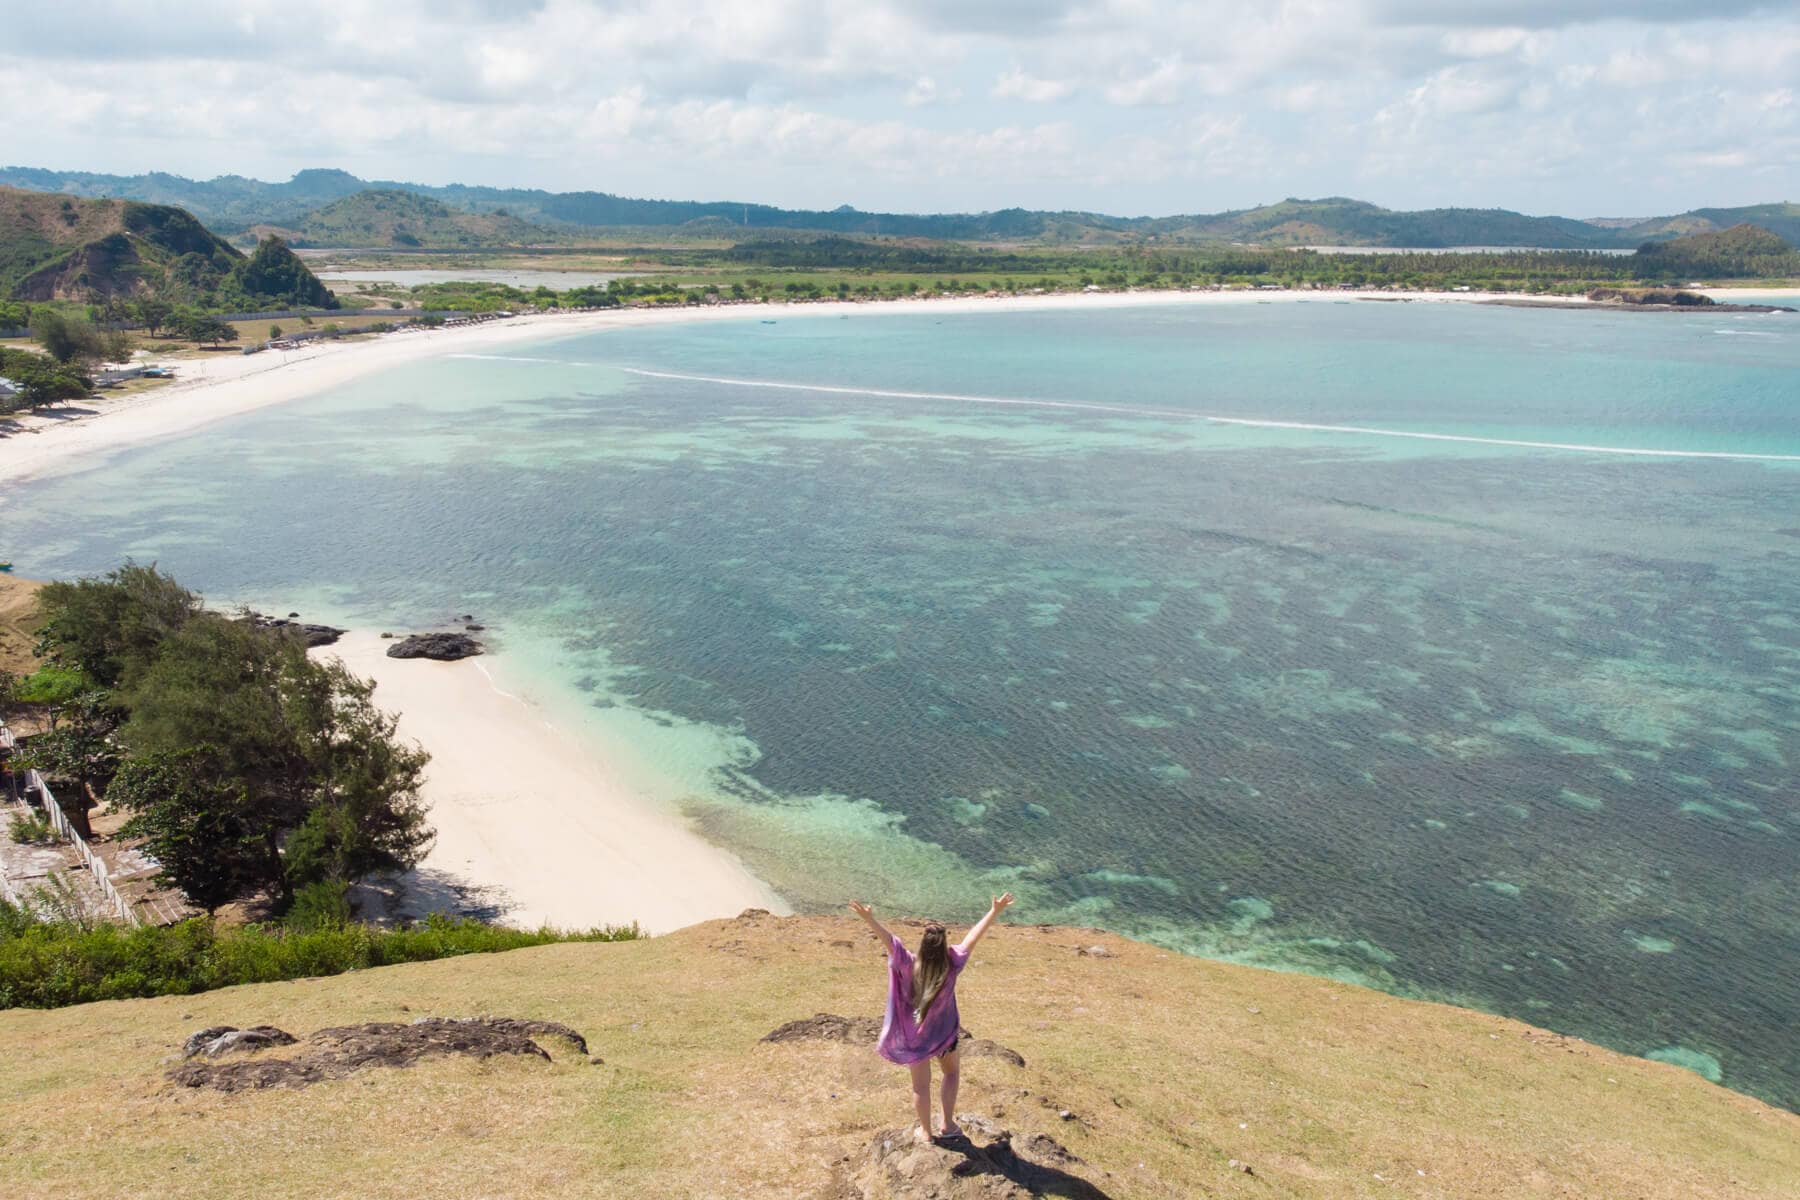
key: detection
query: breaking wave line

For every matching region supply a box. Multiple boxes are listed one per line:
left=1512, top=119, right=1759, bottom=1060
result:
left=619, top=367, right=1800, bottom=463
left=449, top=353, right=594, bottom=365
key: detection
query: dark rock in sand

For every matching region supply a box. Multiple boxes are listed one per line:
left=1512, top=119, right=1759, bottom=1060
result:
left=168, top=1016, right=587, bottom=1092
left=465, top=623, right=485, bottom=632
left=241, top=611, right=346, bottom=648
left=386, top=632, right=484, bottom=661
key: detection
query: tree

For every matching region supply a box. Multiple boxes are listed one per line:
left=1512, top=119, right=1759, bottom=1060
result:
left=175, top=314, right=236, bottom=347
left=16, top=691, right=120, bottom=806
left=33, top=562, right=202, bottom=690
left=112, top=750, right=264, bottom=914
left=25, top=311, right=126, bottom=367
left=0, top=347, right=92, bottom=411
left=268, top=325, right=282, bottom=339
left=119, top=613, right=431, bottom=908
left=134, top=298, right=173, bottom=338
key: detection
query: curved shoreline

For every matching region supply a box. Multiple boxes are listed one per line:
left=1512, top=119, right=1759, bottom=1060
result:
left=0, top=286, right=1608, bottom=490
left=317, top=631, right=787, bottom=934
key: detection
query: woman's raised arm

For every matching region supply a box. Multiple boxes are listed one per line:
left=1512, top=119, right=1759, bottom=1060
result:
left=848, top=900, right=895, bottom=946
left=956, top=892, right=1015, bottom=955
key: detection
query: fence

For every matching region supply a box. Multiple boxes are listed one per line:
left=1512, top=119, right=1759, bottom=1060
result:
left=2, top=721, right=139, bottom=925
left=28, top=773, right=137, bottom=925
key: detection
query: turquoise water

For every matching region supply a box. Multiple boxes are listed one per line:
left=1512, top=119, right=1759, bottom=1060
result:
left=3, top=299, right=1796, bottom=1109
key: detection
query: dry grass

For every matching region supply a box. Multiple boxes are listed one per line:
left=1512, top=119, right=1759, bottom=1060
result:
left=0, top=573, right=43, bottom=677
left=1, top=911, right=1793, bottom=1199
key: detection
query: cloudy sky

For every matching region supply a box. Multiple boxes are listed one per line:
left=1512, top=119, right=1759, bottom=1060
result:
left=4, top=0, right=1796, bottom=217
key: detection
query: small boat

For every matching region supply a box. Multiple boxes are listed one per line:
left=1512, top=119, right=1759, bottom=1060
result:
left=0, top=563, right=12, bottom=572
left=760, top=320, right=778, bottom=324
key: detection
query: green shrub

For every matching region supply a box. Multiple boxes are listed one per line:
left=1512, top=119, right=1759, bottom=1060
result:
left=13, top=664, right=90, bottom=706
left=284, top=880, right=351, bottom=932
left=8, top=812, right=58, bottom=845
left=0, top=912, right=641, bottom=1009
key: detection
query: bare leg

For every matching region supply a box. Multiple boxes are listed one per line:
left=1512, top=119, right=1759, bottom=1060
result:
left=908, top=1060, right=934, bottom=1142
left=937, top=1047, right=961, bottom=1136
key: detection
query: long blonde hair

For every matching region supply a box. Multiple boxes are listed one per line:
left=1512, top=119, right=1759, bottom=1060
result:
left=911, top=923, right=950, bottom=1022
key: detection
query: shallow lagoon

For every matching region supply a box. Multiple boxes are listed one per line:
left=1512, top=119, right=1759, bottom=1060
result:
left=4, top=299, right=1796, bottom=1108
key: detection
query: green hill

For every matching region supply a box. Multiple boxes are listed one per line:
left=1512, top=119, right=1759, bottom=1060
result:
left=0, top=166, right=368, bottom=230
left=1620, top=203, right=1800, bottom=246
left=1632, top=223, right=1800, bottom=279
left=1136, top=197, right=1625, bottom=248
left=253, top=189, right=556, bottom=249
left=0, top=186, right=336, bottom=308
left=1, top=912, right=1793, bottom=1199
left=6, top=165, right=1795, bottom=249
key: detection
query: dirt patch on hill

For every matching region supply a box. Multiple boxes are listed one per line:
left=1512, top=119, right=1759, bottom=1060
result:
left=169, top=1017, right=590, bottom=1093
left=0, top=573, right=44, bottom=677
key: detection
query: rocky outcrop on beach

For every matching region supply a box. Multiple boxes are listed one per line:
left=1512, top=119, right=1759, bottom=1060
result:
left=242, top=611, right=346, bottom=647
left=168, top=1017, right=589, bottom=1092
left=385, top=632, right=484, bottom=660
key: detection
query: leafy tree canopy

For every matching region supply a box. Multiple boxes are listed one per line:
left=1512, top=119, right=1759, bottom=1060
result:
left=0, top=347, right=92, bottom=411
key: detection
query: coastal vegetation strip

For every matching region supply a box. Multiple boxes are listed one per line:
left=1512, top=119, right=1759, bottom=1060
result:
left=0, top=906, right=638, bottom=1009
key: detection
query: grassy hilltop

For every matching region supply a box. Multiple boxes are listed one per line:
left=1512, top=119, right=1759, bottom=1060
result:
left=1, top=911, right=1793, bottom=1199
left=247, top=188, right=558, bottom=250
left=0, top=187, right=335, bottom=309
left=0, top=187, right=240, bottom=302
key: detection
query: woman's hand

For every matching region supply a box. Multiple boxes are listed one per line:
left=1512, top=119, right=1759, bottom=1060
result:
left=848, top=900, right=873, bottom=919
left=990, top=892, right=1015, bottom=915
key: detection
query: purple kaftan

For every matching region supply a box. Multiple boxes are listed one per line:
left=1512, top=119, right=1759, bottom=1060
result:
left=876, top=933, right=969, bottom=1064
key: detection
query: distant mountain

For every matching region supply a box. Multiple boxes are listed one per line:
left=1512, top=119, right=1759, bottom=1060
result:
left=1620, top=203, right=1800, bottom=246
left=1, top=165, right=1794, bottom=249
left=250, top=189, right=556, bottom=249
left=0, top=166, right=368, bottom=230
left=1130, top=197, right=1627, bottom=248
left=0, top=186, right=335, bottom=307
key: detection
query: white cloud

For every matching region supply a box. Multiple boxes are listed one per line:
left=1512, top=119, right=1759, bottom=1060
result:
left=1104, top=58, right=1188, bottom=107
left=991, top=67, right=1076, bottom=103
left=0, top=0, right=1793, bottom=215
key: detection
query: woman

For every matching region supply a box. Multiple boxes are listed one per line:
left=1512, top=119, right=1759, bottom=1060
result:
left=848, top=892, right=1016, bottom=1143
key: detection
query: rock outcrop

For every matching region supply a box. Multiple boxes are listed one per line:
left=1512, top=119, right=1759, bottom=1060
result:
left=762, top=1012, right=1026, bottom=1067
left=168, top=1017, right=588, bottom=1092
left=845, top=1115, right=1115, bottom=1199
left=385, top=632, right=484, bottom=661
left=242, top=611, right=346, bottom=647
left=182, top=1025, right=298, bottom=1059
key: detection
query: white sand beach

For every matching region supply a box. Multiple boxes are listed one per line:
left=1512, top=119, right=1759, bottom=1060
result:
left=319, top=632, right=786, bottom=933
